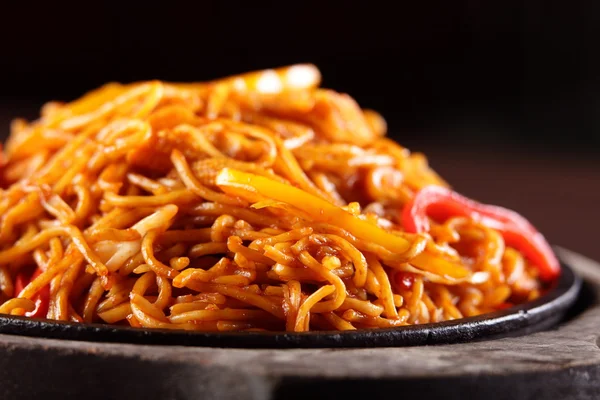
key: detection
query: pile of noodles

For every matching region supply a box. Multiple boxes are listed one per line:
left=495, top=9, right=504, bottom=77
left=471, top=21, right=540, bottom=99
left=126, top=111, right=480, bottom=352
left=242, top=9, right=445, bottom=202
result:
left=0, top=64, right=543, bottom=332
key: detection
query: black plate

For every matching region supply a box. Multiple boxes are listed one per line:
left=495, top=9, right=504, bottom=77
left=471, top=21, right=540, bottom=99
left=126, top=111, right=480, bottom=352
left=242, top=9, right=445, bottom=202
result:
left=0, top=259, right=580, bottom=348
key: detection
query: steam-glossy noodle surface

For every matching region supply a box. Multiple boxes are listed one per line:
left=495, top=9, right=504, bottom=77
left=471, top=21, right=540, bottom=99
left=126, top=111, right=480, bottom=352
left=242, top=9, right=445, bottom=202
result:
left=0, top=65, right=543, bottom=332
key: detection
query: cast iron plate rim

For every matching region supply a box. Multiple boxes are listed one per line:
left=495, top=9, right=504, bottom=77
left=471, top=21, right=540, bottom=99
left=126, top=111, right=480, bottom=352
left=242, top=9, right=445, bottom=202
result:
left=0, top=256, right=580, bottom=349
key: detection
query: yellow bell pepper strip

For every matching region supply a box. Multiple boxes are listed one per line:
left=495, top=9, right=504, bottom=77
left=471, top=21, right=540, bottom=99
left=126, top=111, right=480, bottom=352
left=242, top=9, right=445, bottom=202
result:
left=216, top=168, right=472, bottom=280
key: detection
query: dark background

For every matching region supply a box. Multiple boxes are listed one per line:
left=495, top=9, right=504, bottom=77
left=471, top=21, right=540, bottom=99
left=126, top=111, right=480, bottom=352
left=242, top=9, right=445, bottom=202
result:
left=0, top=2, right=599, bottom=260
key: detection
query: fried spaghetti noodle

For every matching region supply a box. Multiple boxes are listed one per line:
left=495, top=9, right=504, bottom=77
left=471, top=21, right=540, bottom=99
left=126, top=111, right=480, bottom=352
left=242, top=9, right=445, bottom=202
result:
left=0, top=65, right=559, bottom=332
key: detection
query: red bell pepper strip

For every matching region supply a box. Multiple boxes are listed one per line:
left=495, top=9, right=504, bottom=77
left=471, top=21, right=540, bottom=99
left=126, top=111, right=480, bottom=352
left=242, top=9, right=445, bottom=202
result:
left=497, top=302, right=514, bottom=310
left=14, top=268, right=50, bottom=318
left=392, top=271, right=417, bottom=290
left=401, top=185, right=560, bottom=282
